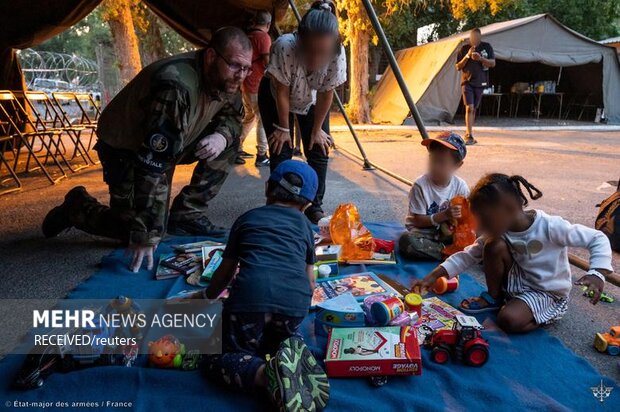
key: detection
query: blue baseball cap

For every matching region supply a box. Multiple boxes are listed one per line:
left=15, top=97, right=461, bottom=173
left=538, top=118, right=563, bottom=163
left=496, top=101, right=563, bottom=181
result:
left=269, top=160, right=318, bottom=202
left=421, top=131, right=467, bottom=161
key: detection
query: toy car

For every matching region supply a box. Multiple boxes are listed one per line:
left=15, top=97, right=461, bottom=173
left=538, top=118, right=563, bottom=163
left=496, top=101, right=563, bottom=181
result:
left=373, top=238, right=395, bottom=254
left=14, top=346, right=60, bottom=389
left=594, top=326, right=620, bottom=355
left=426, top=315, right=489, bottom=367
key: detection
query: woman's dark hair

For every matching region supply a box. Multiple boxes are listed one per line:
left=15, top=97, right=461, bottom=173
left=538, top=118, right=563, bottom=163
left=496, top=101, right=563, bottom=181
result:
left=469, top=173, right=543, bottom=211
left=299, top=1, right=341, bottom=53
left=266, top=172, right=309, bottom=206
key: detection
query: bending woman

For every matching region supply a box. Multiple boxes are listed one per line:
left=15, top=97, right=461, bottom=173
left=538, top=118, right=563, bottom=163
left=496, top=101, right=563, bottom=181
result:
left=258, top=0, right=346, bottom=223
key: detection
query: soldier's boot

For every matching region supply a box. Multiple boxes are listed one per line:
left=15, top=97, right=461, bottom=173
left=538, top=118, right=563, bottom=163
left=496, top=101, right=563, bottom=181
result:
left=166, top=216, right=228, bottom=238
left=42, top=186, right=96, bottom=238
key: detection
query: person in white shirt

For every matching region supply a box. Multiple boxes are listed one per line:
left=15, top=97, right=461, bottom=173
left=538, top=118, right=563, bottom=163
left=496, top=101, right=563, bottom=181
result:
left=413, top=173, right=613, bottom=333
left=399, top=132, right=470, bottom=260
left=258, top=0, right=347, bottom=224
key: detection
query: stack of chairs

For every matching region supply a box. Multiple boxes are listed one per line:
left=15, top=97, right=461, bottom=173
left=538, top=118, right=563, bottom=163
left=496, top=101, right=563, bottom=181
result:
left=0, top=90, right=101, bottom=195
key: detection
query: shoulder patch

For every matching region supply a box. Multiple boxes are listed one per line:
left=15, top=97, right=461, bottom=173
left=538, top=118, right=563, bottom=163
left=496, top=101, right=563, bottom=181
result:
left=149, top=133, right=169, bottom=153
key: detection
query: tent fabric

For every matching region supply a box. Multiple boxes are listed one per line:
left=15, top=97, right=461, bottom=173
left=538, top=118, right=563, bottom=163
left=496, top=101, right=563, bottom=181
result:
left=370, top=14, right=620, bottom=125
left=0, top=0, right=288, bottom=92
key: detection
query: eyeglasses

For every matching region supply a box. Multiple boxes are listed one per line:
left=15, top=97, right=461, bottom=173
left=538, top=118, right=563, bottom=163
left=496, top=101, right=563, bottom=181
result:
left=213, top=48, right=252, bottom=75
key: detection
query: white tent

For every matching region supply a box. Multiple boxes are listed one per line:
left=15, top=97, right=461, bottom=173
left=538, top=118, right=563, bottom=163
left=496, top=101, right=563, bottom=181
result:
left=371, top=14, right=620, bottom=124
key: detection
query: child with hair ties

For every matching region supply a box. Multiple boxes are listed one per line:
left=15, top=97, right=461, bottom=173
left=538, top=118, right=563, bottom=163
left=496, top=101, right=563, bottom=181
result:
left=413, top=173, right=613, bottom=333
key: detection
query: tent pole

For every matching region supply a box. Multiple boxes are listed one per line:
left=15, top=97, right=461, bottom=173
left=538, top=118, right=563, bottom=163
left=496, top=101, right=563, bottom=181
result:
left=359, top=0, right=429, bottom=140
left=287, top=0, right=374, bottom=170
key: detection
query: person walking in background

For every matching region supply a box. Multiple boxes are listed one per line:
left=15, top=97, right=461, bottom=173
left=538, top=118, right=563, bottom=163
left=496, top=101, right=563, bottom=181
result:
left=258, top=0, right=347, bottom=224
left=236, top=10, right=272, bottom=167
left=455, top=28, right=495, bottom=145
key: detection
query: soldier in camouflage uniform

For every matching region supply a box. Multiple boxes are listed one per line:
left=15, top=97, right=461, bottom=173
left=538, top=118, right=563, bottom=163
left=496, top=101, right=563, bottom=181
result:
left=42, top=27, right=253, bottom=272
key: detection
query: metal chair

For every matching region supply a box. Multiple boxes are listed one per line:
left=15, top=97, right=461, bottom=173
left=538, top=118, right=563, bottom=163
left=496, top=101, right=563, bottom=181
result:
left=0, top=124, right=21, bottom=195
left=55, top=92, right=99, bottom=152
left=24, top=91, right=92, bottom=171
left=50, top=92, right=98, bottom=164
left=0, top=91, right=64, bottom=188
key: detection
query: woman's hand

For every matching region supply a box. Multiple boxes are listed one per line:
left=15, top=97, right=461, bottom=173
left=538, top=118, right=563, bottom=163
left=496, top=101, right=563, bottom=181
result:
left=310, top=129, right=334, bottom=156
left=268, top=128, right=291, bottom=155
left=126, top=243, right=157, bottom=273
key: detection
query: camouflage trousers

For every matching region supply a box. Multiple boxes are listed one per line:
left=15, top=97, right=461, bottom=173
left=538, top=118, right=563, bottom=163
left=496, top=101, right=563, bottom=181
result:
left=398, top=231, right=444, bottom=261
left=71, top=140, right=238, bottom=243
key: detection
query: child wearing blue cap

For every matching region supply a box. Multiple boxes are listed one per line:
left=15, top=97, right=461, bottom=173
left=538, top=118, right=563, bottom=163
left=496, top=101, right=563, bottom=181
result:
left=196, top=160, right=329, bottom=411
left=399, top=132, right=469, bottom=260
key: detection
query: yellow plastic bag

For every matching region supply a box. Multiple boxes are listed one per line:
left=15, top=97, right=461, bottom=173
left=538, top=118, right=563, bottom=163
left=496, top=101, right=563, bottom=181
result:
left=329, top=203, right=375, bottom=260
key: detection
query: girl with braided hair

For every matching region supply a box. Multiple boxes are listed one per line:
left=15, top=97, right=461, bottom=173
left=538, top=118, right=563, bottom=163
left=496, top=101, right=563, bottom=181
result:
left=413, top=173, right=613, bottom=333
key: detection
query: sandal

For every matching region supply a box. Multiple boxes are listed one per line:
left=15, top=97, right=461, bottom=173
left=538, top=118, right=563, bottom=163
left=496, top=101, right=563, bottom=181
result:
left=460, top=292, right=502, bottom=313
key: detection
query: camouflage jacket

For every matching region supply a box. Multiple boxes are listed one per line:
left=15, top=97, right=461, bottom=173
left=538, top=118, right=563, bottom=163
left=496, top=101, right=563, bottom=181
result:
left=97, top=50, right=243, bottom=245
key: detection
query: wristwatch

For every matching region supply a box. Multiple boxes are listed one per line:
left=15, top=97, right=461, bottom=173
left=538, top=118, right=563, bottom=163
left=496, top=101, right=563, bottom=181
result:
left=586, top=269, right=606, bottom=283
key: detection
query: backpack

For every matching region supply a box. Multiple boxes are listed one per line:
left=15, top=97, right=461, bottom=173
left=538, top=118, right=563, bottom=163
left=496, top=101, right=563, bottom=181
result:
left=595, top=179, right=620, bottom=251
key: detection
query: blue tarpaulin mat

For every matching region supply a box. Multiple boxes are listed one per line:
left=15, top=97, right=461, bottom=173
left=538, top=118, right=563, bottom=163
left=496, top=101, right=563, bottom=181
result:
left=0, top=222, right=617, bottom=411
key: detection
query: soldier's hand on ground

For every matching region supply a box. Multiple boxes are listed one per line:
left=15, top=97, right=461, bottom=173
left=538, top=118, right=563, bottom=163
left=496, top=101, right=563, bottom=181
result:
left=268, top=128, right=291, bottom=155
left=127, top=243, right=157, bottom=273
left=575, top=272, right=607, bottom=305
left=195, top=133, right=227, bottom=161
left=310, top=129, right=334, bottom=156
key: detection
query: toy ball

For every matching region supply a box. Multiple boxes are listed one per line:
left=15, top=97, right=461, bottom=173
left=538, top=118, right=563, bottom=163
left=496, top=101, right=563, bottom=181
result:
left=148, top=335, right=185, bottom=368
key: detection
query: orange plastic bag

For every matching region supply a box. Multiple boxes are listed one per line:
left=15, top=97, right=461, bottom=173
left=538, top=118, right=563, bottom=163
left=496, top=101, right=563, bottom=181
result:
left=441, top=196, right=478, bottom=257
left=329, top=203, right=375, bottom=260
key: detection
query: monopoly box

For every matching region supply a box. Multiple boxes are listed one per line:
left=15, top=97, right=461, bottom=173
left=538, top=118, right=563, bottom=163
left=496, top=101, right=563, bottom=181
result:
left=325, top=326, right=421, bottom=377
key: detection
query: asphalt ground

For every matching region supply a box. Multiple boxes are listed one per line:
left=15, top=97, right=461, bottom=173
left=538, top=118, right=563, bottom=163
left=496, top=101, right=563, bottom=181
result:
left=0, top=124, right=618, bottom=383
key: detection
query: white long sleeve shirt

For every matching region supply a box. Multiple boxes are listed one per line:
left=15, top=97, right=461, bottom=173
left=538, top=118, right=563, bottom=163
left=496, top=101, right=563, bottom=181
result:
left=440, top=210, right=613, bottom=298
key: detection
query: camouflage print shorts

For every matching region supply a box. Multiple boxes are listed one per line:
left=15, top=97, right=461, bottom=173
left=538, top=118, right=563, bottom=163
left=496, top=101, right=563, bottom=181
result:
left=398, top=231, right=444, bottom=261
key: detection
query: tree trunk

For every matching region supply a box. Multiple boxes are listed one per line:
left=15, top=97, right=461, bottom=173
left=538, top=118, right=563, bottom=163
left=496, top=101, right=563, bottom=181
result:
left=139, top=7, right=167, bottom=66
left=347, top=26, right=371, bottom=124
left=104, top=0, right=142, bottom=86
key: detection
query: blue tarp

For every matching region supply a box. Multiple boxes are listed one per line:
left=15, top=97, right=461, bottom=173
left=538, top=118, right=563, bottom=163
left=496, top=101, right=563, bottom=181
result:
left=0, top=222, right=617, bottom=411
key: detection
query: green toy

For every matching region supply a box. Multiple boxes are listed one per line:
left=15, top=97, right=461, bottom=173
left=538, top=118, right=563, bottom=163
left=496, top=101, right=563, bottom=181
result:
left=582, top=287, right=614, bottom=303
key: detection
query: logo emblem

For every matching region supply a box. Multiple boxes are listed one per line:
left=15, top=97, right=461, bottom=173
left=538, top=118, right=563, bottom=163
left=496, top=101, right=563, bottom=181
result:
left=591, top=379, right=613, bottom=403
left=150, top=133, right=168, bottom=153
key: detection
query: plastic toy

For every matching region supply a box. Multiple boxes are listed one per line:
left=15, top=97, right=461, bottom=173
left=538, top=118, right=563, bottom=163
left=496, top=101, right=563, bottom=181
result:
left=14, top=346, right=60, bottom=389
left=594, top=326, right=620, bottom=355
left=404, top=293, right=423, bottom=317
left=181, top=349, right=203, bottom=371
left=432, top=277, right=459, bottom=295
left=148, top=335, right=186, bottom=368
left=582, top=286, right=614, bottom=303
left=373, top=239, right=395, bottom=254
left=441, top=196, right=477, bottom=257
left=370, top=296, right=405, bottom=326
left=329, top=203, right=374, bottom=261
left=426, top=315, right=489, bottom=367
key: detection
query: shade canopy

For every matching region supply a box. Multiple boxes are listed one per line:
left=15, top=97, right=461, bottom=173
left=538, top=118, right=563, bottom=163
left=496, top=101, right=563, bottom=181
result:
left=371, top=14, right=620, bottom=124
left=0, top=0, right=288, bottom=91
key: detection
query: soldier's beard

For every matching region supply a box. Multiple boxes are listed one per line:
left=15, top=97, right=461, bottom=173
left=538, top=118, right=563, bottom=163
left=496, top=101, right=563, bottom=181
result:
left=209, top=65, right=242, bottom=96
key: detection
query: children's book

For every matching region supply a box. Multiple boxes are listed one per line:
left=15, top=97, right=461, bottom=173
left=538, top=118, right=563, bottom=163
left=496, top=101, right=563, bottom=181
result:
left=344, top=251, right=397, bottom=265
left=155, top=253, right=184, bottom=280
left=185, top=245, right=226, bottom=286
left=311, top=272, right=401, bottom=308
left=413, top=297, right=464, bottom=344
left=172, top=240, right=224, bottom=254
left=160, top=252, right=201, bottom=275
left=325, top=326, right=422, bottom=377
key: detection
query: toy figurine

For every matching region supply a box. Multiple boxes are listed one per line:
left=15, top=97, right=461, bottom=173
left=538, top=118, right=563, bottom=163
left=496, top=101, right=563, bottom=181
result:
left=594, top=326, right=620, bottom=356
left=426, top=315, right=489, bottom=367
left=148, top=335, right=186, bottom=368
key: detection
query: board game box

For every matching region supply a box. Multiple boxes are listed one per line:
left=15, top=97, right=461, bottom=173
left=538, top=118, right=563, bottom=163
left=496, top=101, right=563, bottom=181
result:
left=413, top=296, right=464, bottom=344
left=325, top=326, right=421, bottom=377
left=311, top=272, right=401, bottom=307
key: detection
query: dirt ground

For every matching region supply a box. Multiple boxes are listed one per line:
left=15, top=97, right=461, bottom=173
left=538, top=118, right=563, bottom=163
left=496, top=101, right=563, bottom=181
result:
left=0, top=125, right=618, bottom=383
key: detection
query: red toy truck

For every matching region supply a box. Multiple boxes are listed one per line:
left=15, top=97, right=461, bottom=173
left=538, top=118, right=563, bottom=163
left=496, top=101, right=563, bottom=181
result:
left=426, top=315, right=489, bottom=367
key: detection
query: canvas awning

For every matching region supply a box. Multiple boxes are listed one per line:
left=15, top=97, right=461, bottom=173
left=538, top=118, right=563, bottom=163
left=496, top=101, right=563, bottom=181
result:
left=0, top=0, right=288, bottom=92
left=371, top=14, right=620, bottom=124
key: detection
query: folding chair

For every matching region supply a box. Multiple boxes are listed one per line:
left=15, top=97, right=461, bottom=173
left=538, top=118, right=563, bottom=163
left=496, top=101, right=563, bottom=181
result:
left=0, top=124, right=21, bottom=195
left=51, top=92, right=98, bottom=164
left=56, top=92, right=99, bottom=152
left=0, top=91, right=63, bottom=187
left=24, top=91, right=91, bottom=171
left=5, top=90, right=68, bottom=180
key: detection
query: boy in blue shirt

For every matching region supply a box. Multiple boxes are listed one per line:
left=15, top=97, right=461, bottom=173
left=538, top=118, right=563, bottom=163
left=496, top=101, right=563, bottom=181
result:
left=197, top=160, right=329, bottom=411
